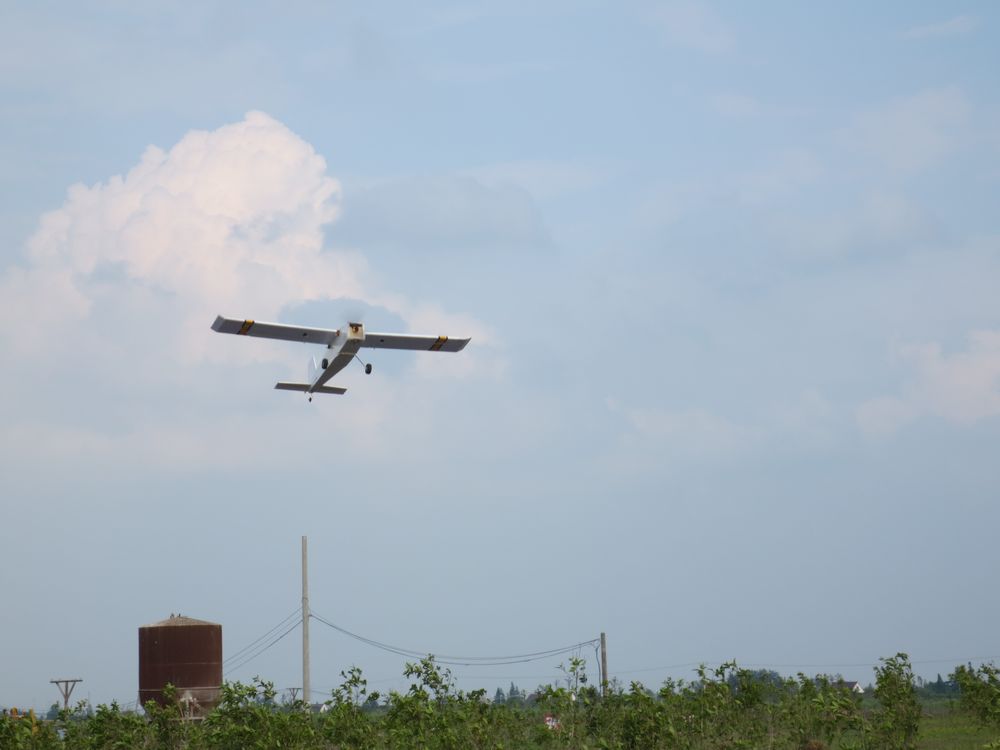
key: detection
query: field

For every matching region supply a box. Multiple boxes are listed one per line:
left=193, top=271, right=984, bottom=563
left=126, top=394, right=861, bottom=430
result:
left=918, top=711, right=995, bottom=749
left=3, top=656, right=999, bottom=749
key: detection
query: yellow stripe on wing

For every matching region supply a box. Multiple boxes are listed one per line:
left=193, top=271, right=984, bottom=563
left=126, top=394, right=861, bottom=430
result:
left=238, top=319, right=255, bottom=335
left=429, top=335, right=448, bottom=351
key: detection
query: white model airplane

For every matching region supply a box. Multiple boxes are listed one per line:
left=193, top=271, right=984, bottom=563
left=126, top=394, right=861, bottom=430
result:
left=211, top=315, right=470, bottom=399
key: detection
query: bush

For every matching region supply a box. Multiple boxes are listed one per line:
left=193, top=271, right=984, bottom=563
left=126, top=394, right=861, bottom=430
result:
left=870, top=652, right=921, bottom=750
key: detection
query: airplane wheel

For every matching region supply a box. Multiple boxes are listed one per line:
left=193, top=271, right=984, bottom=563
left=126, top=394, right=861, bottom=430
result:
left=321, top=359, right=329, bottom=369
left=365, top=363, right=373, bottom=375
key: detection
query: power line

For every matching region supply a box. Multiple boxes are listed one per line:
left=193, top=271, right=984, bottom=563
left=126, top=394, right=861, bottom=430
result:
left=451, top=672, right=572, bottom=681
left=908, top=655, right=1000, bottom=666
left=311, top=610, right=596, bottom=665
left=223, top=608, right=302, bottom=668
left=309, top=610, right=598, bottom=667
left=225, top=621, right=300, bottom=676
left=224, top=619, right=301, bottom=676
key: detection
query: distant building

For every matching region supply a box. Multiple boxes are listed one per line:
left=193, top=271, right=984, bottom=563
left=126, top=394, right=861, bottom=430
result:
left=139, top=614, right=223, bottom=717
left=835, top=680, right=865, bottom=694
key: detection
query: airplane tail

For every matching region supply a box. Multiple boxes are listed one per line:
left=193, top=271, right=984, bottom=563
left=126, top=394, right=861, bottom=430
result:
left=275, top=382, right=347, bottom=395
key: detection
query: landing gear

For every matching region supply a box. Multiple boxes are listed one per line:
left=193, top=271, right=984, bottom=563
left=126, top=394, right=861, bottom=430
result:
left=365, top=363, right=373, bottom=375
left=321, top=358, right=329, bottom=369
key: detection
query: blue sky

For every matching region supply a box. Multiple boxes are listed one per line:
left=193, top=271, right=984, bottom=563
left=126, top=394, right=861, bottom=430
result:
left=2, top=1, right=999, bottom=709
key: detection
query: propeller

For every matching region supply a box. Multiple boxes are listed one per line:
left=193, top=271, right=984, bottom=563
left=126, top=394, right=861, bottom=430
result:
left=341, top=310, right=373, bottom=375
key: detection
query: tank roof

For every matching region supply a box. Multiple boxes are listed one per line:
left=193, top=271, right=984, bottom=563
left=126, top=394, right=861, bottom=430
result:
left=142, top=613, right=220, bottom=628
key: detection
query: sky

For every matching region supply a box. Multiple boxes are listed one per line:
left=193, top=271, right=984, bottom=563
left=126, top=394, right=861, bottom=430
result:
left=1, top=1, right=999, bottom=710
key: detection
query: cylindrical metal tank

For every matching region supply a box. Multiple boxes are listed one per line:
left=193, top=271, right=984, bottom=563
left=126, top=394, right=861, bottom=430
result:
left=139, top=614, right=222, bottom=715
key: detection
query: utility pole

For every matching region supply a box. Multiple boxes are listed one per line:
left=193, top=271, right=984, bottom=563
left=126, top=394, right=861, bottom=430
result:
left=302, top=536, right=310, bottom=707
left=600, top=633, right=608, bottom=697
left=50, top=679, right=82, bottom=710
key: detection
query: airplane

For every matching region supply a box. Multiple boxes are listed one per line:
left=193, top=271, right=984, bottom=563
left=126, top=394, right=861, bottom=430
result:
left=211, top=315, right=470, bottom=399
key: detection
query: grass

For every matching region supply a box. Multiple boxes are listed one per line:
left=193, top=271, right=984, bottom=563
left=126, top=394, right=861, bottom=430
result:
left=918, top=711, right=997, bottom=749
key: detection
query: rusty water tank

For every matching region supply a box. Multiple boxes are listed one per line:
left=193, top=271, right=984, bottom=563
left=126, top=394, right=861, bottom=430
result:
left=139, top=614, right=222, bottom=714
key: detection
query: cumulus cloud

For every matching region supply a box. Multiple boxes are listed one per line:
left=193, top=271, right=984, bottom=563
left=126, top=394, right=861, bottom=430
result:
left=2, top=111, right=366, bottom=362
left=0, top=112, right=493, bottom=366
left=0, top=112, right=495, bottom=475
left=857, top=331, right=1000, bottom=435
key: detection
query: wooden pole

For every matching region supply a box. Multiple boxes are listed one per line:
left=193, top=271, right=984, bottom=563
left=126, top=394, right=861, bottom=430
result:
left=600, top=633, right=608, bottom=697
left=50, top=679, right=82, bottom=710
left=302, top=536, right=310, bottom=707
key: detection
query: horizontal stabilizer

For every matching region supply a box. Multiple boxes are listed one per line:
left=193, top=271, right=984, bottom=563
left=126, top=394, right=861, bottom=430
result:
left=274, top=382, right=347, bottom=395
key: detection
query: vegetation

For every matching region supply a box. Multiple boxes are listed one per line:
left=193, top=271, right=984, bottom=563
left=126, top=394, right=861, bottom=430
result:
left=952, top=663, right=1000, bottom=749
left=3, top=653, right=999, bottom=749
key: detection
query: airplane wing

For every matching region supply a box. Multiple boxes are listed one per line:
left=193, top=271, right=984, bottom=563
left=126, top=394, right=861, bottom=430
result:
left=211, top=316, right=340, bottom=346
left=362, top=333, right=470, bottom=352
left=212, top=316, right=470, bottom=351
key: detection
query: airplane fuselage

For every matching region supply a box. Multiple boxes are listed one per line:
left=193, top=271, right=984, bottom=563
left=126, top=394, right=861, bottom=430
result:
left=310, top=322, right=365, bottom=392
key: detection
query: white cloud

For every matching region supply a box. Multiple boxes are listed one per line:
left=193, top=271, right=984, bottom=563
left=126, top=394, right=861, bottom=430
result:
left=2, top=111, right=365, bottom=360
left=0, top=112, right=495, bottom=471
left=901, top=15, right=977, bottom=40
left=650, top=1, right=733, bottom=54
left=1, top=112, right=492, bottom=362
left=857, top=331, right=1000, bottom=435
left=843, top=87, right=970, bottom=173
